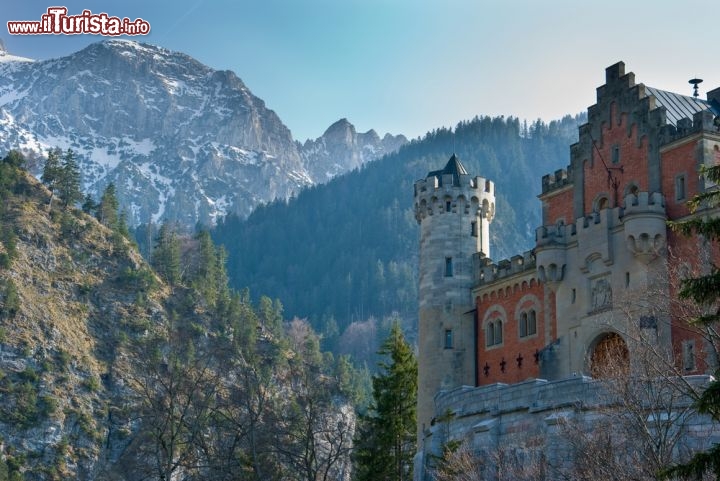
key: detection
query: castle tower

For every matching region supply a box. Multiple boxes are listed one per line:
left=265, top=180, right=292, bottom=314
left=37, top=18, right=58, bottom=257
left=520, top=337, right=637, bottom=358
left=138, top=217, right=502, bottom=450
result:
left=413, top=154, right=495, bottom=443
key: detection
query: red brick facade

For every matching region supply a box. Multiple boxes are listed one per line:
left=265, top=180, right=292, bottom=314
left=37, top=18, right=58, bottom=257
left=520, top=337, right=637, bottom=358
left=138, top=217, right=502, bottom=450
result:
left=582, top=106, right=650, bottom=214
left=476, top=277, right=545, bottom=385
left=541, top=187, right=573, bottom=226
left=661, top=139, right=700, bottom=219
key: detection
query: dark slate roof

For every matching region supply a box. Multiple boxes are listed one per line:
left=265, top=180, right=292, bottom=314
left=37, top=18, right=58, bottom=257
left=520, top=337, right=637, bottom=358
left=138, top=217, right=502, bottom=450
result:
left=427, top=154, right=468, bottom=186
left=645, top=86, right=720, bottom=126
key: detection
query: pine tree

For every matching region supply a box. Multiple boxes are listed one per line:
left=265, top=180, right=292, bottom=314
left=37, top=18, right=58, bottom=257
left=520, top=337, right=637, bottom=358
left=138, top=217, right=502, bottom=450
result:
left=258, top=295, right=283, bottom=335
left=0, top=151, right=25, bottom=202
left=116, top=210, right=131, bottom=240
left=191, top=230, right=221, bottom=308
left=354, top=322, right=417, bottom=481
left=56, top=149, right=83, bottom=207
left=41, top=147, right=62, bottom=207
left=152, top=222, right=181, bottom=286
left=81, top=193, right=97, bottom=215
left=97, top=183, right=119, bottom=228
left=662, top=164, right=720, bottom=479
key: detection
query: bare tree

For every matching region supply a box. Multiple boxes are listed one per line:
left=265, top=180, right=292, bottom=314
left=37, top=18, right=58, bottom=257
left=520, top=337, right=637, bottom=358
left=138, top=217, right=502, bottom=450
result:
left=113, top=321, right=224, bottom=481
left=271, top=323, right=355, bottom=481
left=553, top=256, right=720, bottom=481
left=432, top=438, right=546, bottom=481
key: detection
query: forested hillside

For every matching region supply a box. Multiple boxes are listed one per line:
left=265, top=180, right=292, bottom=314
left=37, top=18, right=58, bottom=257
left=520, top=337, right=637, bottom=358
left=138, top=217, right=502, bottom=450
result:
left=0, top=151, right=368, bottom=480
left=212, top=114, right=585, bottom=338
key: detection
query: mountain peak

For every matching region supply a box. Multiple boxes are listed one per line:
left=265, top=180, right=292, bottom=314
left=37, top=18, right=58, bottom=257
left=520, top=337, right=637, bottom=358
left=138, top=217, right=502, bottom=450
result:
left=300, top=119, right=407, bottom=181
left=325, top=118, right=356, bottom=135
left=100, top=38, right=165, bottom=53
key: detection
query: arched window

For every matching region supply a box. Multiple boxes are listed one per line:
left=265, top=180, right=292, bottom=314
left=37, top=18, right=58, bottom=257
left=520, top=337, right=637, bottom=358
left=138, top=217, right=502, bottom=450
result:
left=625, top=183, right=639, bottom=197
left=598, top=196, right=609, bottom=211
left=484, top=308, right=506, bottom=348
left=519, top=313, right=528, bottom=337
left=519, top=310, right=537, bottom=338
left=528, top=310, right=537, bottom=336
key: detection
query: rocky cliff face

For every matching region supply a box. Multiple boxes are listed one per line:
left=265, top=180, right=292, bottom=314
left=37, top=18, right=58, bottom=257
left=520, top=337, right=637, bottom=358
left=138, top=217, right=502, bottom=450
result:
left=0, top=40, right=405, bottom=226
left=0, top=166, right=170, bottom=479
left=299, top=118, right=407, bottom=181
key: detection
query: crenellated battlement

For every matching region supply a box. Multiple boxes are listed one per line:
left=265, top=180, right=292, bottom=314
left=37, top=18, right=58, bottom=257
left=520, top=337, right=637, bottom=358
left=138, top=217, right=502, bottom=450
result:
left=413, top=175, right=494, bottom=199
left=622, top=191, right=665, bottom=215
left=473, top=251, right=536, bottom=286
left=622, top=191, right=667, bottom=263
left=578, top=204, right=623, bottom=230
left=413, top=173, right=495, bottom=196
left=657, top=110, right=720, bottom=146
left=541, top=167, right=572, bottom=195
left=535, top=222, right=573, bottom=285
left=535, top=222, right=576, bottom=247
left=533, top=191, right=668, bottom=279
left=414, top=178, right=496, bottom=223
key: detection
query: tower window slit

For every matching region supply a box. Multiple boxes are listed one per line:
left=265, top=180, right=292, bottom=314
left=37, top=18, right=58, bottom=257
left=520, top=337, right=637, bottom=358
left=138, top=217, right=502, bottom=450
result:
left=444, top=329, right=453, bottom=349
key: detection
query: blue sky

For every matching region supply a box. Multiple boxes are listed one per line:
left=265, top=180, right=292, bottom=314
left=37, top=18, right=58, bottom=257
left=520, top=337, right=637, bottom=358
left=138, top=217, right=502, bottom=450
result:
left=2, top=1, right=719, bottom=141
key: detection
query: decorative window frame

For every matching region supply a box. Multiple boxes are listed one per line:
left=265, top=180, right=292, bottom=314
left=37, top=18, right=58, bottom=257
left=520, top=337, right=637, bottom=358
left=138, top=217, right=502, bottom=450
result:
left=515, top=294, right=540, bottom=341
left=482, top=305, right=506, bottom=349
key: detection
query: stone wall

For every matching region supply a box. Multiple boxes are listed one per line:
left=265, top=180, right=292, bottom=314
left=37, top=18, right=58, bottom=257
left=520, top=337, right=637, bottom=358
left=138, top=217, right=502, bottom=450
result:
left=415, top=375, right=720, bottom=481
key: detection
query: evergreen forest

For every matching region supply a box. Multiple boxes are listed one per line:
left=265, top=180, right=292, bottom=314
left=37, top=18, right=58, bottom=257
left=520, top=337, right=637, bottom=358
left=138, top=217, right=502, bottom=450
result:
left=211, top=115, right=585, bottom=345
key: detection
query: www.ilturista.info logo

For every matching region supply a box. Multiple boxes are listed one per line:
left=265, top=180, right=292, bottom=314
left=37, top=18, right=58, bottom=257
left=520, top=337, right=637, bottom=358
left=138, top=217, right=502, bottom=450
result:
left=7, top=7, right=150, bottom=36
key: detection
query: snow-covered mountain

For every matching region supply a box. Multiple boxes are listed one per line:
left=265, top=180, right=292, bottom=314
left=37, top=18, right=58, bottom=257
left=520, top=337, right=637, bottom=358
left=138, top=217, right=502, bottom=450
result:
left=0, top=40, right=406, bottom=225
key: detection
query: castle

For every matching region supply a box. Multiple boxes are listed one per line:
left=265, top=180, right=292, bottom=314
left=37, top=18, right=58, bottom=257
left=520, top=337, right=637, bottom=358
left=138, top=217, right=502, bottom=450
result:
left=413, top=62, right=720, bottom=477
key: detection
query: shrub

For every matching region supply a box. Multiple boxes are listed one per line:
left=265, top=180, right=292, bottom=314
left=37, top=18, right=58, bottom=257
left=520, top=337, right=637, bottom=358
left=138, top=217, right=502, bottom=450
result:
left=39, top=395, right=58, bottom=417
left=0, top=279, right=20, bottom=319
left=117, top=266, right=157, bottom=293
left=18, top=366, right=38, bottom=383
left=0, top=252, right=10, bottom=269
left=56, top=349, right=71, bottom=369
left=83, top=376, right=100, bottom=392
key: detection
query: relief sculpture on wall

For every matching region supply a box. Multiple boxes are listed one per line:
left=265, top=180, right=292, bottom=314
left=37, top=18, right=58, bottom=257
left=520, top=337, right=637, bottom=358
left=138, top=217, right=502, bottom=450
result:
left=591, top=278, right=612, bottom=311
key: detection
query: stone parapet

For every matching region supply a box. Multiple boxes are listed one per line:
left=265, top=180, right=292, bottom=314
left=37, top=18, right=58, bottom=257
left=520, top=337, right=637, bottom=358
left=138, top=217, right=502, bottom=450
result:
left=473, top=251, right=536, bottom=286
left=416, top=375, right=720, bottom=481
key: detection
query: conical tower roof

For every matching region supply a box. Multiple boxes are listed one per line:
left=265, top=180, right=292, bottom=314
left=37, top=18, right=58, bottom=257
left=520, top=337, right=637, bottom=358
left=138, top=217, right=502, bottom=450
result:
left=427, top=154, right=468, bottom=187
